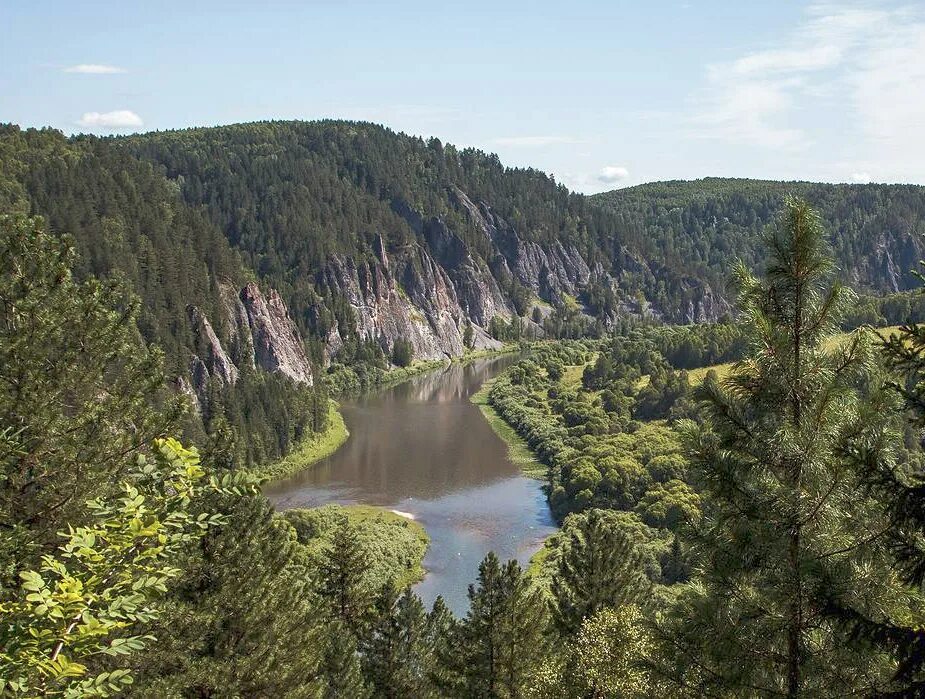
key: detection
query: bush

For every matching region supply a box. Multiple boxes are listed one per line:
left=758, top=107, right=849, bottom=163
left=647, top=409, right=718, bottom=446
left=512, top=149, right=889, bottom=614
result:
left=391, top=338, right=414, bottom=367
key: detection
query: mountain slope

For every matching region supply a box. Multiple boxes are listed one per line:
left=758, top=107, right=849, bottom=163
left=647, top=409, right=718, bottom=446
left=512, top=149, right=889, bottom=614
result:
left=0, top=124, right=324, bottom=466
left=126, top=125, right=925, bottom=344
left=5, top=121, right=925, bottom=467
left=592, top=177, right=925, bottom=308
left=121, top=121, right=665, bottom=356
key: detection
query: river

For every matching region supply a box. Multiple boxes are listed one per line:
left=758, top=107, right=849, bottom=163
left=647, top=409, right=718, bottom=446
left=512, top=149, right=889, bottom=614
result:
left=263, top=355, right=557, bottom=615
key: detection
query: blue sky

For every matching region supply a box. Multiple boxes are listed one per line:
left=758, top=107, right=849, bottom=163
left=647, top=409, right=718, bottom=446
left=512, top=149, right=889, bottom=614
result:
left=2, top=1, right=923, bottom=193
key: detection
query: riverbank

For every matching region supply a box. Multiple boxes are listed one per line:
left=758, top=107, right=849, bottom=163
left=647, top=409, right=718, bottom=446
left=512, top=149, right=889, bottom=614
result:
left=255, top=399, right=349, bottom=481
left=470, top=377, right=545, bottom=479
left=260, top=345, right=523, bottom=482
left=281, top=504, right=430, bottom=588
left=324, top=343, right=522, bottom=397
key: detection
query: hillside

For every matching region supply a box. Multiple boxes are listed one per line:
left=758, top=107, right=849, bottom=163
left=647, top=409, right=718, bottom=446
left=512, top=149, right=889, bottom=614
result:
left=5, top=121, right=925, bottom=465
left=0, top=124, right=326, bottom=466
left=126, top=126, right=925, bottom=339
left=121, top=120, right=642, bottom=356
left=592, top=177, right=925, bottom=308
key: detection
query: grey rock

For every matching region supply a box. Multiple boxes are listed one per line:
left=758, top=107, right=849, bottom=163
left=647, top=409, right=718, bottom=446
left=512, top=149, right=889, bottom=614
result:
left=240, top=283, right=314, bottom=385
left=187, top=305, right=239, bottom=387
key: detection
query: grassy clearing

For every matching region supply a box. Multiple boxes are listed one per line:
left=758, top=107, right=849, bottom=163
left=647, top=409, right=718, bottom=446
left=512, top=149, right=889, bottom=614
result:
left=527, top=537, right=556, bottom=580
left=256, top=400, right=349, bottom=481
left=282, top=504, right=429, bottom=588
left=560, top=361, right=588, bottom=390
left=686, top=325, right=907, bottom=386
left=686, top=361, right=734, bottom=385
left=471, top=378, right=545, bottom=479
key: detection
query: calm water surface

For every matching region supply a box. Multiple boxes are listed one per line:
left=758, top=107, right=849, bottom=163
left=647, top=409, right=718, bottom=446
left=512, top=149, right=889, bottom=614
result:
left=263, top=356, right=557, bottom=614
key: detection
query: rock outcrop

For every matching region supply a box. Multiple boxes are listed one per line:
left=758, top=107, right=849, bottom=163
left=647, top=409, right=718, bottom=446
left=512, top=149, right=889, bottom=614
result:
left=240, top=283, right=314, bottom=384
left=683, top=284, right=730, bottom=324
left=188, top=305, right=238, bottom=387
left=321, top=243, right=467, bottom=360
left=450, top=187, right=593, bottom=299
left=185, top=280, right=314, bottom=410
left=422, top=217, right=509, bottom=328
left=218, top=280, right=255, bottom=370
left=317, top=187, right=618, bottom=361
left=189, top=184, right=733, bottom=384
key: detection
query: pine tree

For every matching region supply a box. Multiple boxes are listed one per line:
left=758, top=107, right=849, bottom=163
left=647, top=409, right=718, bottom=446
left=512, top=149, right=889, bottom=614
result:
left=463, top=319, right=475, bottom=349
left=0, top=214, right=177, bottom=582
left=498, top=557, right=550, bottom=696
left=427, top=596, right=461, bottom=696
left=315, top=513, right=373, bottom=636
left=659, top=198, right=904, bottom=697
left=320, top=620, right=370, bottom=699
left=362, top=583, right=433, bottom=698
left=660, top=534, right=689, bottom=585
left=840, top=278, right=925, bottom=695
left=452, top=552, right=550, bottom=697
left=127, top=494, right=325, bottom=698
left=550, top=508, right=648, bottom=636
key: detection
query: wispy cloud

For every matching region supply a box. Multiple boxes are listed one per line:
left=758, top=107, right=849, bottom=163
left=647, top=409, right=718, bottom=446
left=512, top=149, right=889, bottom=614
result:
left=490, top=136, right=584, bottom=148
left=689, top=1, right=925, bottom=164
left=77, top=110, right=143, bottom=129
left=597, top=165, right=630, bottom=184
left=850, top=172, right=872, bottom=183
left=64, top=64, right=126, bottom=74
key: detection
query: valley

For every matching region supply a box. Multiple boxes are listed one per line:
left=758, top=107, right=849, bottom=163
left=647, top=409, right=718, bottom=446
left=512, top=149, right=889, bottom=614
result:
left=5, top=119, right=925, bottom=696
left=264, top=354, right=556, bottom=614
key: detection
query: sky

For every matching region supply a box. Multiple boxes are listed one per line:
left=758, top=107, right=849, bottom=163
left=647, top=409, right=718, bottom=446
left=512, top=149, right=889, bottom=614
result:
left=2, top=0, right=924, bottom=193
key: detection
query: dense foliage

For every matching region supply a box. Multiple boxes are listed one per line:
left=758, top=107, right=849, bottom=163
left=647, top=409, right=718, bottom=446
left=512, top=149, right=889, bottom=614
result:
left=655, top=199, right=911, bottom=696
left=0, top=126, right=328, bottom=468
left=7, top=117, right=925, bottom=697
left=594, top=177, right=925, bottom=301
left=124, top=124, right=925, bottom=334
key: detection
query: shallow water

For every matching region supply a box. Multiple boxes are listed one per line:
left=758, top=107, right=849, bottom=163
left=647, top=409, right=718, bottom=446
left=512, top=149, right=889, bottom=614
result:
left=263, top=356, right=557, bottom=615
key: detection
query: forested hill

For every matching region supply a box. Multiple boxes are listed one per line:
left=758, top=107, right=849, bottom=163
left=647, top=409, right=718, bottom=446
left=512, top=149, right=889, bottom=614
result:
left=121, top=119, right=652, bottom=353
left=5, top=120, right=925, bottom=462
left=592, top=177, right=925, bottom=303
left=0, top=124, right=326, bottom=467
left=124, top=123, right=925, bottom=339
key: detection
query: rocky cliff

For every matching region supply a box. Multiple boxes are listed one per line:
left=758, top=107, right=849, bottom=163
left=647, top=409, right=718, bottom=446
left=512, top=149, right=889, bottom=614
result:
left=186, top=281, right=314, bottom=409
left=189, top=182, right=720, bottom=375
left=316, top=188, right=634, bottom=360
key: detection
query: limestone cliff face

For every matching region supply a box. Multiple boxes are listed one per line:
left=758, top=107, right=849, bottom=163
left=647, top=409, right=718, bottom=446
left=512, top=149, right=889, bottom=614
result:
left=683, top=284, right=731, bottom=324
left=321, top=242, right=470, bottom=361
left=218, top=281, right=255, bottom=370
left=421, top=217, right=509, bottom=328
left=449, top=187, right=593, bottom=299
left=188, top=185, right=733, bottom=382
left=186, top=281, right=314, bottom=409
left=240, top=283, right=314, bottom=384
left=316, top=187, right=618, bottom=361
left=188, top=306, right=238, bottom=388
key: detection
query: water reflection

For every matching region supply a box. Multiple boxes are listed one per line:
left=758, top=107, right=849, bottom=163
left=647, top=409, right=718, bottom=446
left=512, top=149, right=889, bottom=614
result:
left=264, top=356, right=558, bottom=614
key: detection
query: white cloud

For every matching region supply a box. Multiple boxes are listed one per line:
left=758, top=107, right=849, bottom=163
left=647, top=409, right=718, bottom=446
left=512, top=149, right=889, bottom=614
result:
left=64, top=64, right=126, bottom=74
left=490, top=136, right=583, bottom=147
left=691, top=76, right=807, bottom=150
left=597, top=166, right=630, bottom=184
left=689, top=0, right=925, bottom=168
left=850, top=172, right=872, bottom=183
left=77, top=110, right=143, bottom=129
left=559, top=166, right=633, bottom=194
